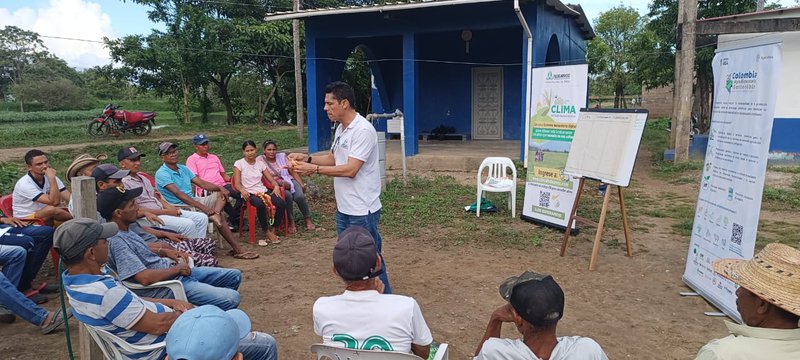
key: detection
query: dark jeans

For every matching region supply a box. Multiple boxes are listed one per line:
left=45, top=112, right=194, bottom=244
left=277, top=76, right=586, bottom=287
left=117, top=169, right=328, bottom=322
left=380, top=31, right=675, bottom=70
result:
left=0, top=225, right=54, bottom=292
left=335, top=210, right=391, bottom=294
left=223, top=184, right=242, bottom=225
left=248, top=193, right=286, bottom=232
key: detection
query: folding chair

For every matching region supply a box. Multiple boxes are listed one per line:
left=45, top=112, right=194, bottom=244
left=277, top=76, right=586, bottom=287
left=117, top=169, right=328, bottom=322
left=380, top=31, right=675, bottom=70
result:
left=84, top=325, right=166, bottom=360
left=311, top=343, right=449, bottom=360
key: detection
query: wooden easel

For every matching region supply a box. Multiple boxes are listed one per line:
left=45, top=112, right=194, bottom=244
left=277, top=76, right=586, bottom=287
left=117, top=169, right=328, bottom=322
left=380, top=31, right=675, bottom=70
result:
left=560, top=177, right=633, bottom=271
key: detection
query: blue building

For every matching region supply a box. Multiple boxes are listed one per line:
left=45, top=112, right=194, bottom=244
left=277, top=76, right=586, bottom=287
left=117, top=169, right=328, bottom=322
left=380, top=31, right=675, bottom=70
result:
left=266, top=0, right=593, bottom=158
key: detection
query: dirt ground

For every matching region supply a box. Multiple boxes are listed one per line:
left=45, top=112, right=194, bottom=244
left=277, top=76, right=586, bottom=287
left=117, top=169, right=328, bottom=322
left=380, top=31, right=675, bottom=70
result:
left=0, top=149, right=795, bottom=360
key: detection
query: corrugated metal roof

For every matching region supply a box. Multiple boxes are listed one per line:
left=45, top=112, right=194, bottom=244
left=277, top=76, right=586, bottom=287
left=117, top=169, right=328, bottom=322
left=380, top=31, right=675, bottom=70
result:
left=698, top=6, right=800, bottom=23
left=264, top=0, right=593, bottom=38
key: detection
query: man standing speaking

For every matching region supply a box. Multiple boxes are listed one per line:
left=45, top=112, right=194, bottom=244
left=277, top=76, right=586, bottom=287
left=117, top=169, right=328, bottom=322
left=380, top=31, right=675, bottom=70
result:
left=290, top=81, right=391, bottom=294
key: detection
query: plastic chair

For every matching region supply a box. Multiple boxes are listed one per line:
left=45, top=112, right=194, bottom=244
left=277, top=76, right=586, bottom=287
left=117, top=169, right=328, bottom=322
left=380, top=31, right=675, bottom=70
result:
left=0, top=194, right=61, bottom=278
left=311, top=343, right=449, bottom=360
left=84, top=324, right=166, bottom=360
left=476, top=157, right=517, bottom=218
left=103, top=265, right=188, bottom=302
left=231, top=181, right=259, bottom=245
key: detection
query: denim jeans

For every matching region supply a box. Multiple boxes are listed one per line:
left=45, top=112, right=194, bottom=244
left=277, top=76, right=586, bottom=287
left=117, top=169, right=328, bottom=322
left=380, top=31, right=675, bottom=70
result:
left=0, top=245, right=47, bottom=325
left=181, top=267, right=242, bottom=311
left=335, top=210, right=392, bottom=294
left=239, top=331, right=279, bottom=360
left=0, top=224, right=54, bottom=291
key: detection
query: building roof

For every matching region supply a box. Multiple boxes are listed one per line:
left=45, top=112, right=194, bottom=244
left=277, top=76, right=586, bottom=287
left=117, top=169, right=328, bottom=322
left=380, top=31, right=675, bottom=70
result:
left=699, top=6, right=800, bottom=23
left=264, top=0, right=594, bottom=38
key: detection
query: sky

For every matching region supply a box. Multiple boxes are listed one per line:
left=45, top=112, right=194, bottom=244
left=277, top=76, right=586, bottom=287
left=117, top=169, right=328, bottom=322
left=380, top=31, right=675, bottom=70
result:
left=0, top=0, right=796, bottom=69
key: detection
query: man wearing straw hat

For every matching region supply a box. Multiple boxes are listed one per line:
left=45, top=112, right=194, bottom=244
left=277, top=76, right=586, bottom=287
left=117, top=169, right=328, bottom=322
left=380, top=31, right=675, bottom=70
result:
left=696, top=243, right=800, bottom=359
left=66, top=153, right=108, bottom=180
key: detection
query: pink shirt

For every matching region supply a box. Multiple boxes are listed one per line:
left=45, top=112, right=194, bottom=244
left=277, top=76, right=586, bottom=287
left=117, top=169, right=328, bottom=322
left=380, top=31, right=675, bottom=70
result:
left=234, top=158, right=268, bottom=194
left=186, top=153, right=227, bottom=196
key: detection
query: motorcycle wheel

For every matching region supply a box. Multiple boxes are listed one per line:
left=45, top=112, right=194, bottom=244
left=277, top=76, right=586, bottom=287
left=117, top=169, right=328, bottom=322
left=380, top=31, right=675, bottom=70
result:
left=87, top=120, right=110, bottom=137
left=131, top=121, right=152, bottom=136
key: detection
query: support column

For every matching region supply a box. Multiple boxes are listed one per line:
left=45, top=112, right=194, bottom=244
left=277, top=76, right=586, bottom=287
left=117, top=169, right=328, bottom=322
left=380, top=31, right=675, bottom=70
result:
left=305, top=34, right=325, bottom=153
left=402, top=32, right=418, bottom=156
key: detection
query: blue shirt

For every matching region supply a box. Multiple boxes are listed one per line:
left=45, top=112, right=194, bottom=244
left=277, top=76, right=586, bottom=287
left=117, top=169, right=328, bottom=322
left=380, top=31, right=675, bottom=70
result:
left=62, top=272, right=173, bottom=360
left=155, top=163, right=195, bottom=205
left=107, top=230, right=173, bottom=282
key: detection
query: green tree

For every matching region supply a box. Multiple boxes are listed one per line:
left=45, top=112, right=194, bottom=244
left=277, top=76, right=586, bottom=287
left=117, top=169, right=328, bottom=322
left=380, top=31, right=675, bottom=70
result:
left=0, top=26, right=50, bottom=111
left=587, top=6, right=647, bottom=108
left=11, top=78, right=91, bottom=110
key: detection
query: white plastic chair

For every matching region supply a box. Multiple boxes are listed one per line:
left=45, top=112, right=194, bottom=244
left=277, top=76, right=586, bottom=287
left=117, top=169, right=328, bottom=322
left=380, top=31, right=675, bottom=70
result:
left=311, top=343, right=449, bottom=360
left=85, top=325, right=166, bottom=360
left=476, top=157, right=517, bottom=217
left=103, top=265, right=188, bottom=301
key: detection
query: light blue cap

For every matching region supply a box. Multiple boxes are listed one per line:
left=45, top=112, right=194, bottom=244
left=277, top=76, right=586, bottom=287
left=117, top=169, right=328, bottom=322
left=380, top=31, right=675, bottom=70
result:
left=166, top=305, right=251, bottom=360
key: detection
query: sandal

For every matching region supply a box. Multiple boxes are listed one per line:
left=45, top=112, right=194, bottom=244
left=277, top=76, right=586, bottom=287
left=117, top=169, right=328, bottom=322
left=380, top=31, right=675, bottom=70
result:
left=25, top=289, right=48, bottom=305
left=42, top=308, right=72, bottom=335
left=232, top=251, right=259, bottom=260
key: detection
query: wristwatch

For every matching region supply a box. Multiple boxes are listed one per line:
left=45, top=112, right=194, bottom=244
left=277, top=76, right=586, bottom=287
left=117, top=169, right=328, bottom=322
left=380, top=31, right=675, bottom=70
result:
left=307, top=156, right=313, bottom=163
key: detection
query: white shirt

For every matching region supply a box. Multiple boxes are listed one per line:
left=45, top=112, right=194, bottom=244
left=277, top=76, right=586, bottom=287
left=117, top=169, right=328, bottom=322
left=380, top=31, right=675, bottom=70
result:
left=331, top=114, right=382, bottom=216
left=313, top=290, right=433, bottom=354
left=695, top=321, right=800, bottom=360
left=235, top=158, right=268, bottom=194
left=475, top=337, right=608, bottom=360
left=12, top=172, right=66, bottom=217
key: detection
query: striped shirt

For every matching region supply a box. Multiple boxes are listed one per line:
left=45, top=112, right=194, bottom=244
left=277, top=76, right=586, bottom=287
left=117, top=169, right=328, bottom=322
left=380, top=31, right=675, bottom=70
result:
left=62, top=273, right=173, bottom=360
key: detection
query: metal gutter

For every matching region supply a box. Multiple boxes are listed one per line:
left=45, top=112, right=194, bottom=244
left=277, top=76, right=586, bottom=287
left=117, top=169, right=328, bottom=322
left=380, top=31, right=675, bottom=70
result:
left=515, top=0, right=534, bottom=165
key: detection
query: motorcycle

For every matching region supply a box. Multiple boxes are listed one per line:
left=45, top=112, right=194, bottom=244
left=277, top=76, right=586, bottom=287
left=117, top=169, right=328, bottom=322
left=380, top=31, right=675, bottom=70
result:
left=87, top=104, right=156, bottom=137
left=666, top=113, right=701, bottom=137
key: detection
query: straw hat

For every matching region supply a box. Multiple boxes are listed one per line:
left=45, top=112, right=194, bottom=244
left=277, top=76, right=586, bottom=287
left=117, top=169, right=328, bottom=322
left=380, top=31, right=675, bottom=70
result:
left=713, top=243, right=800, bottom=316
left=66, top=153, right=108, bottom=179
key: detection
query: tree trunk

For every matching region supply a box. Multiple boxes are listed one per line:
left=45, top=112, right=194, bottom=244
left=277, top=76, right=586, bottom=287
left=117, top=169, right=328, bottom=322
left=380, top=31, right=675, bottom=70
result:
left=614, top=84, right=624, bottom=108
left=211, top=75, right=234, bottom=125
left=674, top=0, right=697, bottom=162
left=181, top=80, right=191, bottom=124
left=257, top=90, right=264, bottom=125
left=293, top=15, right=305, bottom=139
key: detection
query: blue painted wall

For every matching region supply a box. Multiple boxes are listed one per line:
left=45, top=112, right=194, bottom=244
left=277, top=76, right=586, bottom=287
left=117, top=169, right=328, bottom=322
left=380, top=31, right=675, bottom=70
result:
left=771, top=118, right=800, bottom=153
left=303, top=1, right=589, bottom=155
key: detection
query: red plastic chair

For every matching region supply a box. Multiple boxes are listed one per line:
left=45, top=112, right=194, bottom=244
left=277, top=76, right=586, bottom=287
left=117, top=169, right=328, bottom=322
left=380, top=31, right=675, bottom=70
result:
left=138, top=172, right=156, bottom=187
left=0, top=194, right=61, bottom=279
left=230, top=182, right=277, bottom=245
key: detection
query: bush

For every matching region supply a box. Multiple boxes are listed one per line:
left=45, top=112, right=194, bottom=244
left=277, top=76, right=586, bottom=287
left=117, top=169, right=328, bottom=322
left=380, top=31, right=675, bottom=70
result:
left=0, top=110, right=99, bottom=123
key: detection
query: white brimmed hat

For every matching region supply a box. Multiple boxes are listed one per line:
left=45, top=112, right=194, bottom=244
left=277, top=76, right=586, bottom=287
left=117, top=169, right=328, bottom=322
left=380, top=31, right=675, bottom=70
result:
left=713, top=243, right=800, bottom=316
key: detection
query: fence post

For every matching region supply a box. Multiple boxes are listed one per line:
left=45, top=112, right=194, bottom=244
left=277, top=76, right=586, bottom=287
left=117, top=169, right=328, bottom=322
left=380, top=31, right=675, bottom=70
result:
left=70, top=176, right=104, bottom=360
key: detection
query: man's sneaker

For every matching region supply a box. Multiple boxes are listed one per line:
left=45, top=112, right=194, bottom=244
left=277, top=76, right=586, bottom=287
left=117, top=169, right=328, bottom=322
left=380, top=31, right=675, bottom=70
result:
left=0, top=305, right=15, bottom=324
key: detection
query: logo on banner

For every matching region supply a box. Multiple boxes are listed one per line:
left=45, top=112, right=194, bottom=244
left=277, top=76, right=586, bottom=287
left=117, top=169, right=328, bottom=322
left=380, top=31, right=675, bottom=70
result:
left=545, top=71, right=571, bottom=82
left=725, top=70, right=758, bottom=92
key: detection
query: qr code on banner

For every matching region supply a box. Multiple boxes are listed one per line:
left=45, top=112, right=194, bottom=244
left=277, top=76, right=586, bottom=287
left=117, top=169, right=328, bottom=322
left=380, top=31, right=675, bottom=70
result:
left=731, top=223, right=743, bottom=245
left=539, top=191, right=550, bottom=208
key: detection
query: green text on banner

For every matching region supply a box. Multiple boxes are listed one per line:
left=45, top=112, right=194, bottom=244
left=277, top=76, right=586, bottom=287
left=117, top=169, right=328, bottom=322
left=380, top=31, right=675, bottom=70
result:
left=521, top=64, right=588, bottom=228
left=682, top=43, right=782, bottom=322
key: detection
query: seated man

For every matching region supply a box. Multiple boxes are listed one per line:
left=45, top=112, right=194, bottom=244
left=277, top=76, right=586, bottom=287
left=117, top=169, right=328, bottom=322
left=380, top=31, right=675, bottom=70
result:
left=167, top=305, right=278, bottom=360
left=0, top=243, right=71, bottom=334
left=155, top=142, right=257, bottom=260
left=0, top=214, right=55, bottom=304
left=185, top=133, right=241, bottom=227
left=474, top=271, right=608, bottom=360
left=696, top=243, right=800, bottom=360
left=57, top=218, right=277, bottom=360
left=66, top=153, right=107, bottom=179
left=93, top=164, right=219, bottom=268
left=12, top=149, right=72, bottom=223
left=313, top=226, right=432, bottom=358
left=118, top=146, right=210, bottom=240
left=98, top=186, right=242, bottom=310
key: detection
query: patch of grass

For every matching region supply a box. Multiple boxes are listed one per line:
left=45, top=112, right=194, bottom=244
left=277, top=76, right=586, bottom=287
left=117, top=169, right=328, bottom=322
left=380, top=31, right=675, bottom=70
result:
left=671, top=218, right=694, bottom=236
left=768, top=166, right=800, bottom=174
left=651, top=160, right=704, bottom=179
left=762, top=185, right=800, bottom=211
left=757, top=220, right=800, bottom=249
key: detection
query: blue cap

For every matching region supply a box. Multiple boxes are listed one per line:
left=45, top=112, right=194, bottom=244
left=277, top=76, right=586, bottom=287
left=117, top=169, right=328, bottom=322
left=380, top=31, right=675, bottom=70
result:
left=166, top=305, right=251, bottom=360
left=192, top=133, right=209, bottom=145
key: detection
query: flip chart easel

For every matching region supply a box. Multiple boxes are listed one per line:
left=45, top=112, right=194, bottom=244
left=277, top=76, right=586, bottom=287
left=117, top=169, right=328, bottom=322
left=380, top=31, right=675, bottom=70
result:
left=560, top=178, right=633, bottom=271
left=559, top=109, right=648, bottom=270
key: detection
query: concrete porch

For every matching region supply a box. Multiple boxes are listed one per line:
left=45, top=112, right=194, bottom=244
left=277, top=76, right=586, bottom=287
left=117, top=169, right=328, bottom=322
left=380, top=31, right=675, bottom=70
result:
left=385, top=139, right=520, bottom=172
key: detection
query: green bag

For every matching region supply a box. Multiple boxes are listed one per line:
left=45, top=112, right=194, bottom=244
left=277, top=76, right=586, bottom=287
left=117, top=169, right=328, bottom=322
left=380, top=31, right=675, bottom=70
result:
left=465, top=198, right=498, bottom=213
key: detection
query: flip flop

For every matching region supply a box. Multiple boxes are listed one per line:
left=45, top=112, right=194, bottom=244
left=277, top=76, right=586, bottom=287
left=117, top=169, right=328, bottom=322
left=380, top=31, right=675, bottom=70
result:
left=257, top=240, right=269, bottom=247
left=232, top=251, right=259, bottom=260
left=24, top=289, right=48, bottom=305
left=42, top=308, right=72, bottom=335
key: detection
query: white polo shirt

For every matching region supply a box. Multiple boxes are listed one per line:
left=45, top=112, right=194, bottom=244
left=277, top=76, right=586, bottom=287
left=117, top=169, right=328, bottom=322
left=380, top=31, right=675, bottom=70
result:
left=313, top=290, right=433, bottom=354
left=332, top=114, right=382, bottom=216
left=12, top=172, right=66, bottom=217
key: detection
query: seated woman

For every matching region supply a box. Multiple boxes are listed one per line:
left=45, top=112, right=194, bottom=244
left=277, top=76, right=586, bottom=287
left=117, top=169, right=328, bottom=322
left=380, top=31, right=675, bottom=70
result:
left=233, top=140, right=287, bottom=246
left=259, top=140, right=315, bottom=233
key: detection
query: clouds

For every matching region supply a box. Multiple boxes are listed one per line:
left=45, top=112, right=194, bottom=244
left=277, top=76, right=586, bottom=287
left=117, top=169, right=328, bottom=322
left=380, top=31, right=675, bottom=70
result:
left=0, top=0, right=115, bottom=69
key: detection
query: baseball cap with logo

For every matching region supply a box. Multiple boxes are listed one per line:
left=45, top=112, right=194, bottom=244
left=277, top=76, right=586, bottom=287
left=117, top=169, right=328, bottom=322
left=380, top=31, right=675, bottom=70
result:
left=91, top=164, right=130, bottom=183
left=166, top=305, right=252, bottom=360
left=117, top=146, right=146, bottom=161
left=158, top=142, right=177, bottom=155
left=97, top=185, right=143, bottom=220
left=332, top=226, right=383, bottom=281
left=53, top=218, right=118, bottom=263
left=499, top=271, right=565, bottom=328
left=193, top=133, right=209, bottom=145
